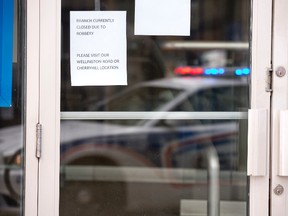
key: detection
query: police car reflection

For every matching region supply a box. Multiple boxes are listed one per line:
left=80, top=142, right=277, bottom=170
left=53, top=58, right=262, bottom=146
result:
left=59, top=68, right=249, bottom=215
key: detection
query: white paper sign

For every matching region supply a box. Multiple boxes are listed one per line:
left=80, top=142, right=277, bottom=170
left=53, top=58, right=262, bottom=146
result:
left=70, top=11, right=127, bottom=86
left=134, top=0, right=191, bottom=36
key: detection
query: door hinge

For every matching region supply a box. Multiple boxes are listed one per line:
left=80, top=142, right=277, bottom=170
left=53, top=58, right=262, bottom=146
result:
left=36, top=123, right=42, bottom=159
left=265, top=67, right=273, bottom=92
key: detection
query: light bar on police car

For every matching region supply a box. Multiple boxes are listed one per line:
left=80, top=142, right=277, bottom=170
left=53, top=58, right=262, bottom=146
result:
left=174, top=66, right=250, bottom=77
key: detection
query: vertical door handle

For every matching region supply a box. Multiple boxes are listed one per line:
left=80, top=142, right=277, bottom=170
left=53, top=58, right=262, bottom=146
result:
left=279, top=110, right=288, bottom=176
left=206, top=146, right=220, bottom=216
left=247, top=109, right=268, bottom=176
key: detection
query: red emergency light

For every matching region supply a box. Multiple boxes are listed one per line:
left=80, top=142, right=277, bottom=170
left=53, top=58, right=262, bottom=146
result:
left=174, top=66, right=204, bottom=75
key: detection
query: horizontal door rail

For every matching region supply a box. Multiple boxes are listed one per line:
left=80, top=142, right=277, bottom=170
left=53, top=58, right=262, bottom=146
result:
left=161, top=41, right=249, bottom=50
left=60, top=165, right=246, bottom=184
left=61, top=111, right=248, bottom=120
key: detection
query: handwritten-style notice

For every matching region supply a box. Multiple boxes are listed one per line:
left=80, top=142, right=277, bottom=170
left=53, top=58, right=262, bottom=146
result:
left=70, top=11, right=127, bottom=86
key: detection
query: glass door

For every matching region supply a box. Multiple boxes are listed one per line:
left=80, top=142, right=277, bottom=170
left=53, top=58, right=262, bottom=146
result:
left=59, top=1, right=252, bottom=216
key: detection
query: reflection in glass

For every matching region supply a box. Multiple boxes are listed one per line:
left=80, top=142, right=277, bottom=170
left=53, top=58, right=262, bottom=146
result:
left=60, top=118, right=247, bottom=215
left=60, top=0, right=250, bottom=215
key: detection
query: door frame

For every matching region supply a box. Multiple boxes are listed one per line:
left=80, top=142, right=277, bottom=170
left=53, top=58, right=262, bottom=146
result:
left=25, top=0, right=61, bottom=215
left=248, top=0, right=272, bottom=216
left=25, top=0, right=40, bottom=215
left=271, top=0, right=288, bottom=215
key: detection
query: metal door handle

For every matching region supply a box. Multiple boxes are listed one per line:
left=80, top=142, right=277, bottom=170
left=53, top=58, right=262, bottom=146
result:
left=206, top=146, right=220, bottom=216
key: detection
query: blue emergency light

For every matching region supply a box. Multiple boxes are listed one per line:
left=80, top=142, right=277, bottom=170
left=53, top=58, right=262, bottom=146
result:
left=235, top=68, right=250, bottom=76
left=204, top=68, right=225, bottom=75
left=0, top=0, right=14, bottom=107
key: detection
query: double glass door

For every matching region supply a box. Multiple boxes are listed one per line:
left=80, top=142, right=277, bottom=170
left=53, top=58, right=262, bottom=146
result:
left=8, top=0, right=288, bottom=215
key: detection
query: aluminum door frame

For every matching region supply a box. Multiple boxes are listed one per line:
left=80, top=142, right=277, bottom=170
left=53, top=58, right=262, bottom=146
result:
left=249, top=0, right=272, bottom=216
left=25, top=0, right=60, bottom=215
left=271, top=0, right=288, bottom=215
left=25, top=0, right=40, bottom=215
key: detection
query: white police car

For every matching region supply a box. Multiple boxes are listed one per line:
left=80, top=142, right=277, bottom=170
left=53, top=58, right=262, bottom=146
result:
left=59, top=68, right=249, bottom=216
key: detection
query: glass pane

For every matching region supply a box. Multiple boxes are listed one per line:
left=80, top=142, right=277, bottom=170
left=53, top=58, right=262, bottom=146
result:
left=60, top=0, right=250, bottom=216
left=0, top=0, right=25, bottom=215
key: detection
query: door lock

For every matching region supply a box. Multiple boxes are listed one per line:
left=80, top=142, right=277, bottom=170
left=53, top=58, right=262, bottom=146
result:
left=274, top=184, right=284, bottom=195
left=276, top=66, right=286, bottom=77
